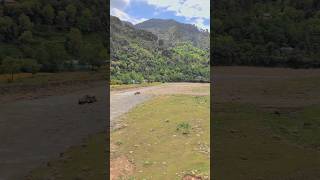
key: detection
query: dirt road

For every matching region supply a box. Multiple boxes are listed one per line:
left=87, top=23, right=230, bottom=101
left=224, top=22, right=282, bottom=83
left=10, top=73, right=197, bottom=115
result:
left=0, top=81, right=107, bottom=180
left=110, top=83, right=209, bottom=130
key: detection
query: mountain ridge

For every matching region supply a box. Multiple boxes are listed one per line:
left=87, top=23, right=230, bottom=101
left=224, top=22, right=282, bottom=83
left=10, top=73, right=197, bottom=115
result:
left=135, top=18, right=210, bottom=50
left=110, top=15, right=210, bottom=84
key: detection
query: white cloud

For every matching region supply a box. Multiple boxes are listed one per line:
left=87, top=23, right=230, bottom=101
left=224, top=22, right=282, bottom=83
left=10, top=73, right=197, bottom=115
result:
left=111, top=0, right=210, bottom=29
left=191, top=18, right=210, bottom=31
left=136, top=0, right=210, bottom=30
left=140, top=0, right=210, bottom=19
left=111, top=0, right=147, bottom=24
left=110, top=0, right=131, bottom=10
left=111, top=8, right=147, bottom=24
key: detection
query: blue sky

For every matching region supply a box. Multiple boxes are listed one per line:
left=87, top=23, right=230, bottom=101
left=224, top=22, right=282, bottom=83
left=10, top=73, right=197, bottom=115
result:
left=110, top=0, right=210, bottom=31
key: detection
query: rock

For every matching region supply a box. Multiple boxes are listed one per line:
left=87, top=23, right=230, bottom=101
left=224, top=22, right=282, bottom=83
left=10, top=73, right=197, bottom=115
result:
left=240, top=156, right=248, bottom=160
left=274, top=110, right=281, bottom=115
left=78, top=95, right=97, bottom=105
left=81, top=143, right=87, bottom=148
left=82, top=166, right=90, bottom=172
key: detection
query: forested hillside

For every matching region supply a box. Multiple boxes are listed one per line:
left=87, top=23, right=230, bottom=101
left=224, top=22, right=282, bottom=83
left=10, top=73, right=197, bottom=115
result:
left=136, top=19, right=210, bottom=50
left=0, top=0, right=108, bottom=74
left=110, top=16, right=209, bottom=84
left=213, top=0, right=320, bottom=68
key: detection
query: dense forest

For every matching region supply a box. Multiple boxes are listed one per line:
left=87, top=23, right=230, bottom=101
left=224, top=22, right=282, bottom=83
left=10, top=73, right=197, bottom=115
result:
left=110, top=16, right=210, bottom=84
left=213, top=0, right=320, bottom=68
left=0, top=0, right=108, bottom=76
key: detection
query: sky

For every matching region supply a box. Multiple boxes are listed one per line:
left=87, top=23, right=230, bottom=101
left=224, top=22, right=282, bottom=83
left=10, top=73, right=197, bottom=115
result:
left=110, top=0, right=210, bottom=31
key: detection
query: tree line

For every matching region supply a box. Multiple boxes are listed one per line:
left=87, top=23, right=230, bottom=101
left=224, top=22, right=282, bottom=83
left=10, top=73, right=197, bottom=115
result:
left=212, top=0, right=320, bottom=68
left=0, top=0, right=108, bottom=77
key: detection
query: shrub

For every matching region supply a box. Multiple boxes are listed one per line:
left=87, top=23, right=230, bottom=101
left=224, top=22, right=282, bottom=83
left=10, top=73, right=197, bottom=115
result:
left=176, top=122, right=191, bottom=135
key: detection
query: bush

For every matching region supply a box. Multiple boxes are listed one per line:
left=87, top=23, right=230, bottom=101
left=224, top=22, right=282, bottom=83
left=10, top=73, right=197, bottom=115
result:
left=110, top=79, right=122, bottom=85
left=21, top=59, right=40, bottom=74
left=0, top=57, right=23, bottom=81
left=176, top=122, right=191, bottom=135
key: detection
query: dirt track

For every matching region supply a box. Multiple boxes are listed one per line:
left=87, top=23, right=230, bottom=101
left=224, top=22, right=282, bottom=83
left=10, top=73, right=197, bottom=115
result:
left=0, top=81, right=107, bottom=180
left=213, top=66, right=320, bottom=107
left=110, top=83, right=209, bottom=130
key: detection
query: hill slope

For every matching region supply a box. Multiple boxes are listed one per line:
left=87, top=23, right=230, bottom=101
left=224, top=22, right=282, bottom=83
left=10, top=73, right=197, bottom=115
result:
left=110, top=16, right=209, bottom=84
left=135, top=19, right=210, bottom=50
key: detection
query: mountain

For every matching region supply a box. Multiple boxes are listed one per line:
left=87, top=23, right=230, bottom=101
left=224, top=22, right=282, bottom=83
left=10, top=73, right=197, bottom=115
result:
left=110, top=16, right=210, bottom=84
left=135, top=19, right=210, bottom=50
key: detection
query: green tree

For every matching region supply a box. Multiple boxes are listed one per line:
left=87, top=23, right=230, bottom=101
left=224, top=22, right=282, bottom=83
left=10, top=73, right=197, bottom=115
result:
left=42, top=4, right=55, bottom=24
left=18, top=14, right=33, bottom=32
left=56, top=10, right=67, bottom=28
left=1, top=57, right=22, bottom=82
left=66, top=4, right=77, bottom=24
left=46, top=43, right=69, bottom=72
left=19, top=31, right=33, bottom=44
left=21, top=58, right=40, bottom=74
left=0, top=16, right=18, bottom=42
left=65, top=28, right=83, bottom=57
left=80, top=43, right=105, bottom=70
left=35, top=44, right=50, bottom=70
left=77, top=8, right=92, bottom=32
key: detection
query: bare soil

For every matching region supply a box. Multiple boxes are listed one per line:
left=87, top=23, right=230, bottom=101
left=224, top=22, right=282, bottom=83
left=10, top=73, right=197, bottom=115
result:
left=213, top=66, right=320, bottom=107
left=183, top=174, right=203, bottom=180
left=110, top=155, right=135, bottom=180
left=0, top=81, right=108, bottom=180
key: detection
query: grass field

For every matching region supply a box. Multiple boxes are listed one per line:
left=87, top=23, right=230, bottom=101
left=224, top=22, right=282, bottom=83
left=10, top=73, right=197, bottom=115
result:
left=27, top=132, right=107, bottom=180
left=0, top=71, right=106, bottom=86
left=27, top=84, right=209, bottom=179
left=213, top=66, right=320, bottom=180
left=111, top=95, right=210, bottom=179
left=0, top=70, right=107, bottom=102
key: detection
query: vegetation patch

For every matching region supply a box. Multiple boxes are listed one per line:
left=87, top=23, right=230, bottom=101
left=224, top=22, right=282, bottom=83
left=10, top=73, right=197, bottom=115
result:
left=265, top=105, right=320, bottom=150
left=111, top=95, right=210, bottom=179
left=110, top=16, right=209, bottom=84
left=27, top=132, right=107, bottom=180
left=176, top=122, right=191, bottom=135
left=213, top=102, right=320, bottom=180
left=213, top=1, right=320, bottom=68
left=0, top=0, right=108, bottom=79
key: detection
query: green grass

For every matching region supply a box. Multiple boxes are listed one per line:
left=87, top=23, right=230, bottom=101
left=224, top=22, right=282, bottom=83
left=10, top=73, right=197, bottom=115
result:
left=27, top=132, right=107, bottom=180
left=265, top=105, right=320, bottom=150
left=0, top=70, right=106, bottom=86
left=111, top=95, right=210, bottom=179
left=213, top=103, right=320, bottom=180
